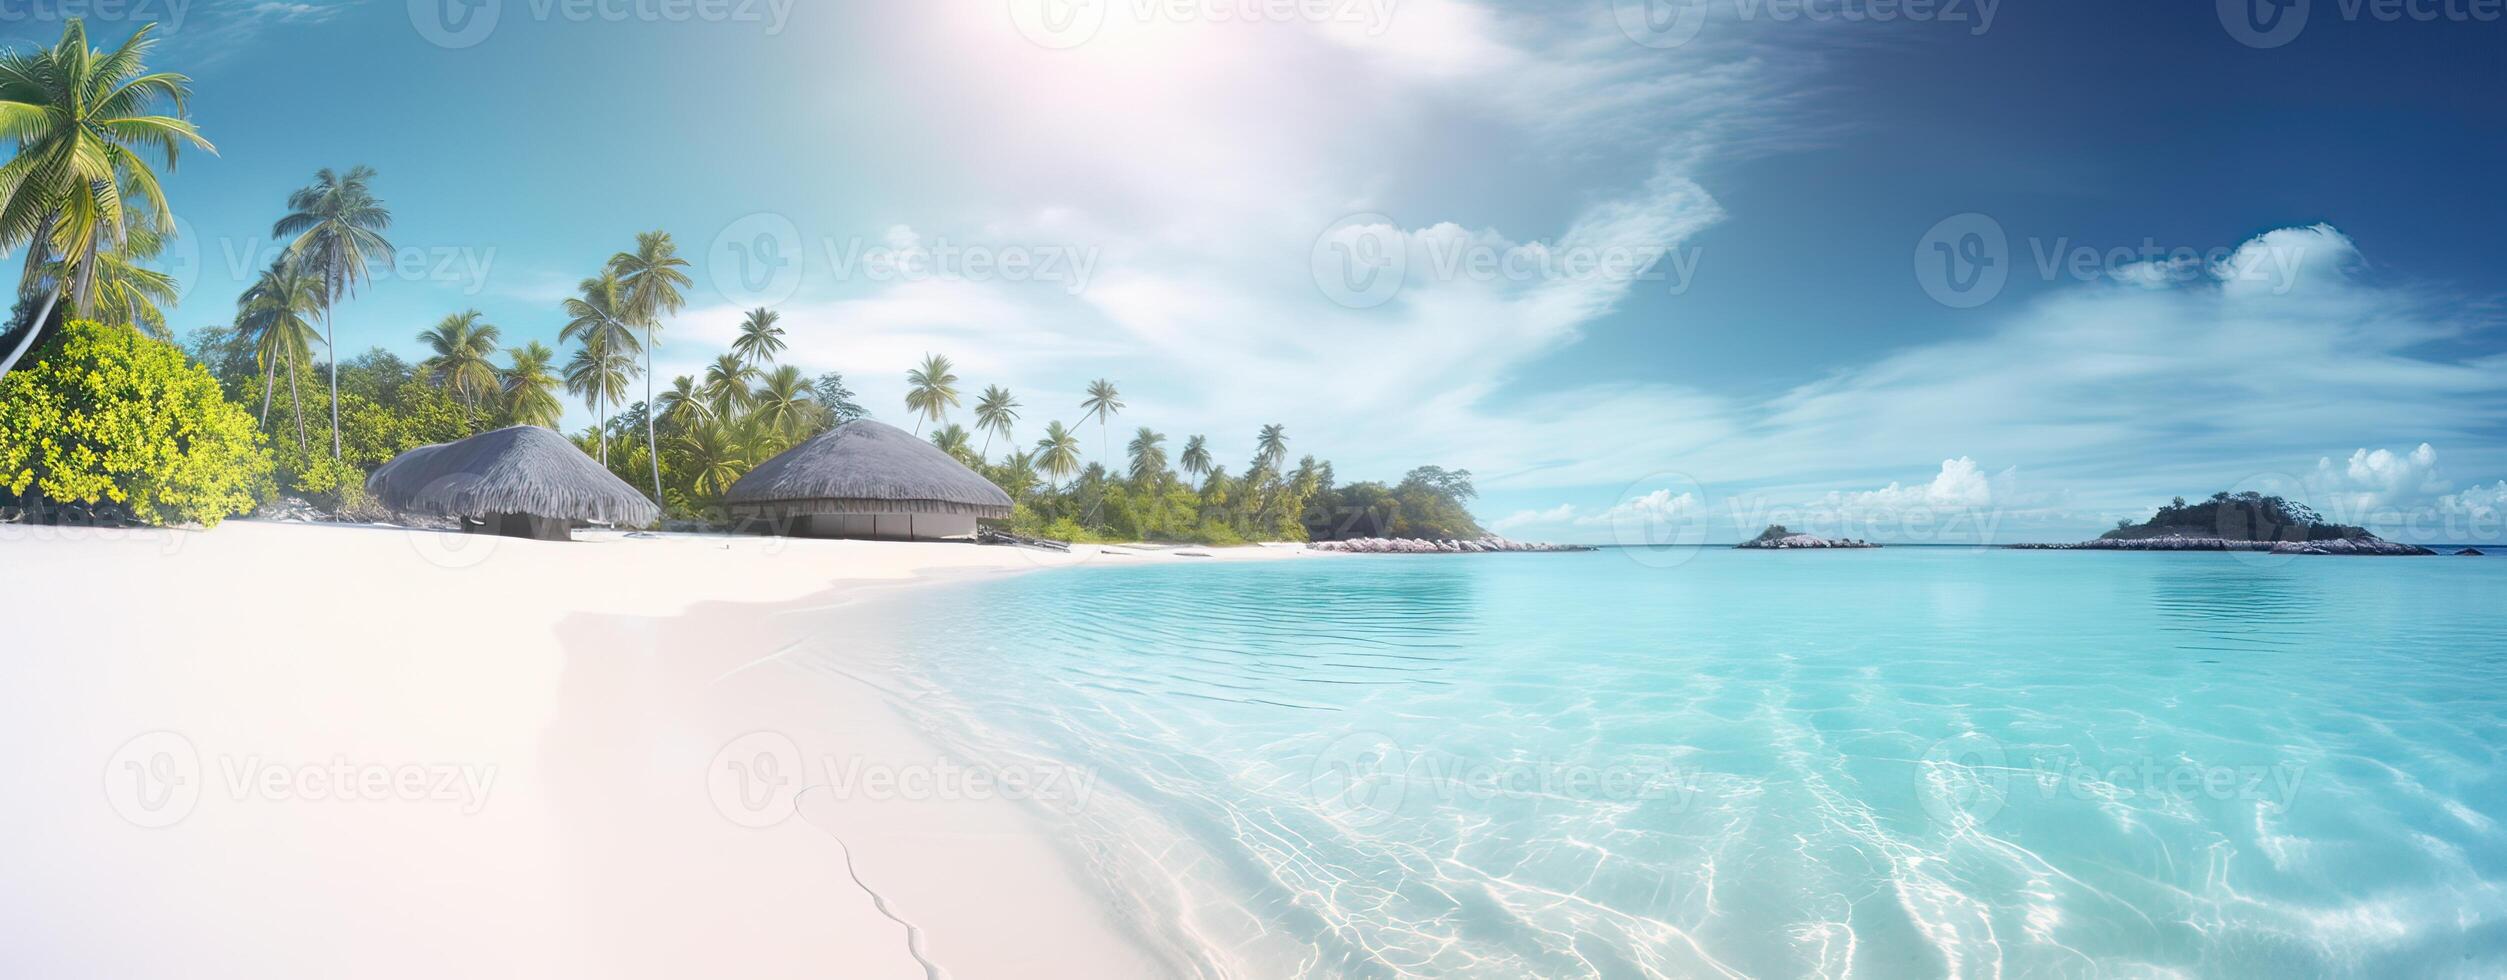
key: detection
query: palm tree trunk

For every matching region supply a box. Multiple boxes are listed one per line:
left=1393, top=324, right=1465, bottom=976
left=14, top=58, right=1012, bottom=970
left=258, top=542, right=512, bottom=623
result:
left=259, top=361, right=276, bottom=424
left=287, top=359, right=307, bottom=453
left=0, top=290, right=62, bottom=378
left=323, top=305, right=342, bottom=458
left=643, top=344, right=662, bottom=512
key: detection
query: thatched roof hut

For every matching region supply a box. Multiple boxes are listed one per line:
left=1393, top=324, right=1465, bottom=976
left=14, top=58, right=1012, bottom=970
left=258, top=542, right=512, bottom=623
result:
left=367, top=426, right=658, bottom=540
left=726, top=419, right=1011, bottom=540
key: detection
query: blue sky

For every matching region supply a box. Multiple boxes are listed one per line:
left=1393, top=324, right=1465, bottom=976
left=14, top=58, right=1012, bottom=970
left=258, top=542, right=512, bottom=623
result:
left=8, top=0, right=2504, bottom=542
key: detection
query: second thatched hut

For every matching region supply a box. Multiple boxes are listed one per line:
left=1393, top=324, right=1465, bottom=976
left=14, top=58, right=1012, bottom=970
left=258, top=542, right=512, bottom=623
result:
left=725, top=419, right=1011, bottom=540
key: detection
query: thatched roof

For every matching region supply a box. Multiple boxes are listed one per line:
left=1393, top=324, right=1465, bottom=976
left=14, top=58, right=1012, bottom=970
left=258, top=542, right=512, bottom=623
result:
left=366, top=425, right=660, bottom=525
left=726, top=419, right=1012, bottom=519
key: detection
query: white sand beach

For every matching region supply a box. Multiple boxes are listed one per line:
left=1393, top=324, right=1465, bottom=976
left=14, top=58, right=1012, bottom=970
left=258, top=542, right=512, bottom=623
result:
left=1, top=520, right=1312, bottom=978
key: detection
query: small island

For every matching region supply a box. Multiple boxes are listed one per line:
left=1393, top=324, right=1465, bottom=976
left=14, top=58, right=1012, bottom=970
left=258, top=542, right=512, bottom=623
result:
left=2016, top=492, right=2437, bottom=556
left=1734, top=525, right=1880, bottom=549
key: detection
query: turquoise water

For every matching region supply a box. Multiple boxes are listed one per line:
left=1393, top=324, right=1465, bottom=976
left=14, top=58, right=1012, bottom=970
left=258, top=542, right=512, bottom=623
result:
left=851, top=549, right=2507, bottom=978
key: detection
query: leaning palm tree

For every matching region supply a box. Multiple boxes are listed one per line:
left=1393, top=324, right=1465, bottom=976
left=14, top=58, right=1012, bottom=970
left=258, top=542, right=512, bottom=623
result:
left=0, top=19, right=212, bottom=376
left=903, top=353, right=959, bottom=434
left=972, top=385, right=1020, bottom=460
left=503, top=341, right=564, bottom=429
left=416, top=310, right=503, bottom=408
left=731, top=307, right=785, bottom=366
left=563, top=333, right=634, bottom=466
left=701, top=353, right=758, bottom=421
left=1080, top=378, right=1124, bottom=468
left=1180, top=435, right=1212, bottom=482
left=1255, top=423, right=1290, bottom=472
left=1034, top=420, right=1082, bottom=490
left=930, top=423, right=975, bottom=465
left=273, top=165, right=391, bottom=457
left=1126, top=427, right=1168, bottom=485
left=609, top=230, right=691, bottom=504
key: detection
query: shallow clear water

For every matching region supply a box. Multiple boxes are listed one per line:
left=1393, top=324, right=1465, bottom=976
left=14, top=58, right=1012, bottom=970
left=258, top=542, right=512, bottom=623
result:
left=852, top=548, right=2507, bottom=978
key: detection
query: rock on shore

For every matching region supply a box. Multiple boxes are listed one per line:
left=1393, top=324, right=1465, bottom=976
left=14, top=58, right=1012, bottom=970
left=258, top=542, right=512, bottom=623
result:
left=1733, top=525, right=1880, bottom=549
left=2012, top=534, right=2437, bottom=556
left=1310, top=535, right=1593, bottom=554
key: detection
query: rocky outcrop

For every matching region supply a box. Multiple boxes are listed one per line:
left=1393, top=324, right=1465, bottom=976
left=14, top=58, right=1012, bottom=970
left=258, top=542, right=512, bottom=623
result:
left=1310, top=535, right=1592, bottom=554
left=2014, top=534, right=2436, bottom=556
left=2459, top=548, right=2485, bottom=556
left=1734, top=525, right=1879, bottom=549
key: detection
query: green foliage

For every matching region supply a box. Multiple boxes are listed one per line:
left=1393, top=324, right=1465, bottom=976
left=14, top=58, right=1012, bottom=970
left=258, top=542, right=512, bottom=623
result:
left=1303, top=466, right=1484, bottom=542
left=0, top=320, right=272, bottom=526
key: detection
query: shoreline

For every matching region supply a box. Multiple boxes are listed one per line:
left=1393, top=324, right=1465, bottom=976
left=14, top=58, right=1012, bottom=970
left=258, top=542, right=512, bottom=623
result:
left=3, top=520, right=1309, bottom=977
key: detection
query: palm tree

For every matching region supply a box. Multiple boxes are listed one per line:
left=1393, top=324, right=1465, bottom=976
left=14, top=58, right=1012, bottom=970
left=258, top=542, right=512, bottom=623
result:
left=237, top=258, right=324, bottom=451
left=1080, top=378, right=1124, bottom=467
left=701, top=353, right=757, bottom=420
left=0, top=20, right=212, bottom=376
left=416, top=310, right=503, bottom=408
left=994, top=450, right=1040, bottom=502
left=973, top=384, right=1020, bottom=460
left=1034, top=420, right=1082, bottom=490
left=675, top=422, right=748, bottom=498
left=1255, top=423, right=1289, bottom=471
left=559, top=269, right=643, bottom=461
left=503, top=341, right=563, bottom=428
left=903, top=353, right=959, bottom=434
left=656, top=374, right=709, bottom=429
left=1126, top=427, right=1168, bottom=485
left=610, top=230, right=691, bottom=504
left=56, top=217, right=177, bottom=338
left=731, top=307, right=785, bottom=366
left=930, top=423, right=975, bottom=465
left=752, top=364, right=819, bottom=447
left=563, top=333, right=634, bottom=465
left=273, top=165, right=391, bottom=457
left=1180, top=435, right=1212, bottom=482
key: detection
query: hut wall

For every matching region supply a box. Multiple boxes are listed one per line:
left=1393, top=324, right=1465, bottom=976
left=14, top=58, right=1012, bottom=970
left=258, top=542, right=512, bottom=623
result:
left=788, top=512, right=977, bottom=541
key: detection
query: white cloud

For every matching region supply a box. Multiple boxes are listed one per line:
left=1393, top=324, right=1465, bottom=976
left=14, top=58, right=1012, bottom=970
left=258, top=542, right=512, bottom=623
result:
left=1490, top=504, right=1577, bottom=531
left=2312, top=443, right=2448, bottom=514
left=1813, top=457, right=2000, bottom=517
left=1575, top=489, right=1702, bottom=527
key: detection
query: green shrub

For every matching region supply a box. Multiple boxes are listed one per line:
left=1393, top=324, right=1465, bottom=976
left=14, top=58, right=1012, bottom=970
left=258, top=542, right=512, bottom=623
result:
left=0, top=320, right=274, bottom=527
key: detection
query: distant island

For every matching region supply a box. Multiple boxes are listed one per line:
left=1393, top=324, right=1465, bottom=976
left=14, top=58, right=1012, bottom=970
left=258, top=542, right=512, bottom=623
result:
left=1734, top=525, right=1880, bottom=550
left=2016, top=492, right=2436, bottom=555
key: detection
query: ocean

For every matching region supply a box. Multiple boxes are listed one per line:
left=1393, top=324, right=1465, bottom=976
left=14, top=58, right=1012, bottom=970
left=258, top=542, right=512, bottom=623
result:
left=836, top=547, right=2507, bottom=978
